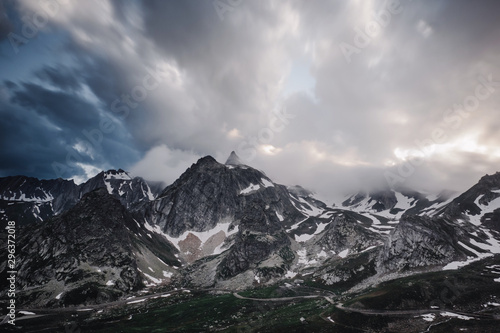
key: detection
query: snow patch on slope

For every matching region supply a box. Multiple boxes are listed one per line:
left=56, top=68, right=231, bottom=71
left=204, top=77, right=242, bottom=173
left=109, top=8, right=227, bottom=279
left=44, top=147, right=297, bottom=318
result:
left=344, top=191, right=416, bottom=219
left=294, top=222, right=329, bottom=242
left=292, top=196, right=324, bottom=217
left=440, top=312, right=474, bottom=320
left=470, top=229, right=500, bottom=254
left=144, top=221, right=238, bottom=256
left=104, top=171, right=131, bottom=180
left=393, top=192, right=415, bottom=210
left=466, top=195, right=500, bottom=226
left=1, top=190, right=54, bottom=202
left=276, top=211, right=284, bottom=222
left=239, top=178, right=274, bottom=195
left=141, top=183, right=155, bottom=201
left=104, top=180, right=113, bottom=194
left=442, top=240, right=494, bottom=270
left=240, top=183, right=261, bottom=195
left=297, top=249, right=318, bottom=266
left=261, top=178, right=274, bottom=188
left=338, top=249, right=349, bottom=258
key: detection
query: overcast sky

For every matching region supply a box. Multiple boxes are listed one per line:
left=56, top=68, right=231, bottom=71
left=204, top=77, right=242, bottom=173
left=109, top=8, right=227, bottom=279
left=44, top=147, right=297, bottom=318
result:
left=1, top=0, right=499, bottom=200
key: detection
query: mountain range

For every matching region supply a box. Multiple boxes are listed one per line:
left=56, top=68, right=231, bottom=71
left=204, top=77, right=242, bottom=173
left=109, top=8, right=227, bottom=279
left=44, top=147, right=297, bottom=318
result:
left=1, top=152, right=500, bottom=331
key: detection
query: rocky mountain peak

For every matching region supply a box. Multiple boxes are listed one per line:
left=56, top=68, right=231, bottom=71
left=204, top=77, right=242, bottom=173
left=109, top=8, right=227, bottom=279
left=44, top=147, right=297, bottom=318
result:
left=478, top=172, right=500, bottom=187
left=190, top=155, right=220, bottom=170
left=225, top=151, right=244, bottom=166
left=102, top=169, right=131, bottom=180
left=145, top=151, right=305, bottom=260
left=441, top=171, right=500, bottom=225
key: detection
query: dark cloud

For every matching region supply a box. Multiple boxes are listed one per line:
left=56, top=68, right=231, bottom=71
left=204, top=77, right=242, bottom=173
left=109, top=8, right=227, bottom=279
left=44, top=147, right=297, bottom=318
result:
left=1, top=78, right=139, bottom=180
left=11, top=82, right=102, bottom=131
left=0, top=1, right=13, bottom=41
left=35, top=65, right=81, bottom=91
left=0, top=99, right=74, bottom=178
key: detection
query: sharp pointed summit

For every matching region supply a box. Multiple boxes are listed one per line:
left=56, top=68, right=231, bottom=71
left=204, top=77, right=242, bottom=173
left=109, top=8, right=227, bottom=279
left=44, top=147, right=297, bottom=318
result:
left=225, top=150, right=244, bottom=166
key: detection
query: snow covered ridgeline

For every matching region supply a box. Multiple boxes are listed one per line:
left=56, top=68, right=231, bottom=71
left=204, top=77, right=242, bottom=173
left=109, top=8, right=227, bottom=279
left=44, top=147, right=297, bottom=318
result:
left=342, top=190, right=419, bottom=219
left=340, top=188, right=461, bottom=221
left=289, top=194, right=324, bottom=217
left=102, top=170, right=156, bottom=201
left=0, top=169, right=162, bottom=227
left=103, top=170, right=131, bottom=194
left=0, top=187, right=54, bottom=202
left=103, top=169, right=132, bottom=180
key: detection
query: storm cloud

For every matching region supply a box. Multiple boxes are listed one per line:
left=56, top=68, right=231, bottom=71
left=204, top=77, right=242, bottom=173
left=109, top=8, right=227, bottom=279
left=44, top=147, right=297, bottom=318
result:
left=1, top=0, right=499, bottom=200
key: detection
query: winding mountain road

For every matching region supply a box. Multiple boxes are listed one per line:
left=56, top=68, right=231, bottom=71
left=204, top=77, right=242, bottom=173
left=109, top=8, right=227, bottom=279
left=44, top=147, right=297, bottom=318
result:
left=4, top=286, right=498, bottom=330
left=232, top=292, right=322, bottom=302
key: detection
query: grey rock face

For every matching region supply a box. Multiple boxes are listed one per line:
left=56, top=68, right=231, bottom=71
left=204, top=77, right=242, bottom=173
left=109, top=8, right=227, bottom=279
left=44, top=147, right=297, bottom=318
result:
left=146, top=155, right=303, bottom=237
left=217, top=199, right=292, bottom=279
left=0, top=188, right=178, bottom=307
left=315, top=250, right=378, bottom=289
left=225, top=150, right=244, bottom=166
left=442, top=172, right=500, bottom=221
left=377, top=215, right=486, bottom=272
left=317, top=213, right=382, bottom=254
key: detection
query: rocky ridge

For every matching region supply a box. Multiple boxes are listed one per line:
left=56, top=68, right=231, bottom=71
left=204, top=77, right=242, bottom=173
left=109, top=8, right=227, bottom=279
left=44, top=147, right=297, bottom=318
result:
left=1, top=153, right=500, bottom=307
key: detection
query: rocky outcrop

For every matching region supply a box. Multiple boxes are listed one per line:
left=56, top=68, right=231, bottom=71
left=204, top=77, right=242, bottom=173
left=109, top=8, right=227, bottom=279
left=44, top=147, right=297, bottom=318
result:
left=217, top=199, right=292, bottom=279
left=0, top=188, right=178, bottom=307
left=225, top=150, right=244, bottom=166
left=377, top=215, right=486, bottom=272
left=145, top=155, right=303, bottom=237
left=80, top=169, right=161, bottom=209
left=442, top=172, right=500, bottom=221
left=317, top=213, right=382, bottom=254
